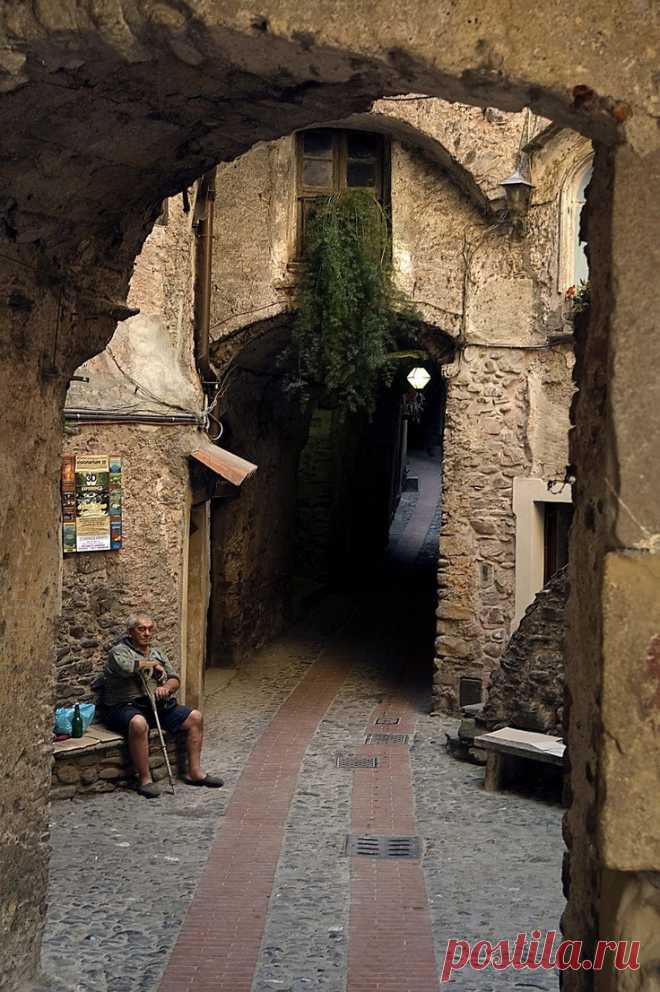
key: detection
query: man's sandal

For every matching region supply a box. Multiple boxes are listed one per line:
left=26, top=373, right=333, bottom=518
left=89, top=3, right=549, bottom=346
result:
left=137, top=782, right=161, bottom=799
left=184, top=774, right=224, bottom=788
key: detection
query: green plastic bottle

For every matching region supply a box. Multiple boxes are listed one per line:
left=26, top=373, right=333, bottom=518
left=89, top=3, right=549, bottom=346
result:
left=71, top=704, right=84, bottom=739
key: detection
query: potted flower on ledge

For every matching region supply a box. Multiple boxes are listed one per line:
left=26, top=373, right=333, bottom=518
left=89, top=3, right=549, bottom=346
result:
left=564, top=279, right=591, bottom=315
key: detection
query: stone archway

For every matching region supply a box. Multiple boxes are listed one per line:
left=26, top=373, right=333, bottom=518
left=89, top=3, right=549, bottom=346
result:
left=1, top=6, right=659, bottom=989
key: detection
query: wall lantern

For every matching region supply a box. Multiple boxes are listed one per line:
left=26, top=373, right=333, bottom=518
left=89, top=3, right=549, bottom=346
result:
left=499, top=168, right=534, bottom=227
left=407, top=367, right=431, bottom=390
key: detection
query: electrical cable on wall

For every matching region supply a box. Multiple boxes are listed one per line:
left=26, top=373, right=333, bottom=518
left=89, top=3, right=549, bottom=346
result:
left=105, top=346, right=199, bottom=415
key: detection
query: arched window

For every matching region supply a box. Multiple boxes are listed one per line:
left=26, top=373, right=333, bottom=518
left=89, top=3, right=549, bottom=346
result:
left=295, top=128, right=389, bottom=256
left=558, top=153, right=593, bottom=292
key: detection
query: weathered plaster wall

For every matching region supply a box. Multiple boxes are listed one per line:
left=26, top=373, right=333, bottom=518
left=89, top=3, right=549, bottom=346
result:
left=391, top=140, right=480, bottom=334
left=210, top=139, right=296, bottom=340
left=207, top=99, right=532, bottom=345
left=57, top=197, right=204, bottom=706
left=67, top=198, right=201, bottom=414
left=371, top=98, right=532, bottom=205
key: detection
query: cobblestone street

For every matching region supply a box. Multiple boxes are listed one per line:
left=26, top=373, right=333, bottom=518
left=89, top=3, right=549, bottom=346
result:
left=39, top=455, right=563, bottom=992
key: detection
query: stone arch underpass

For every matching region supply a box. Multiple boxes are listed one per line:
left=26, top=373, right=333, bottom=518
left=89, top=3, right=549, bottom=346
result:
left=1, top=5, right=659, bottom=989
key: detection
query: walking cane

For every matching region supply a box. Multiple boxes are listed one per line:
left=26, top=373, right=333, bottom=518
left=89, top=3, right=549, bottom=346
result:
left=138, top=667, right=176, bottom=795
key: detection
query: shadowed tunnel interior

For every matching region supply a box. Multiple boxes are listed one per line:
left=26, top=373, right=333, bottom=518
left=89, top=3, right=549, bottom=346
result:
left=207, top=321, right=447, bottom=691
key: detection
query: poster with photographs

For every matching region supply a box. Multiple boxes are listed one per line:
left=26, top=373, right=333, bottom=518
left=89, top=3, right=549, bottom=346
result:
left=61, top=454, right=123, bottom=553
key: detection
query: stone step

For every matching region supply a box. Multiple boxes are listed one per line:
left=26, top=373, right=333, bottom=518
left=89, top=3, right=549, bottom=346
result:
left=51, top=722, right=182, bottom=800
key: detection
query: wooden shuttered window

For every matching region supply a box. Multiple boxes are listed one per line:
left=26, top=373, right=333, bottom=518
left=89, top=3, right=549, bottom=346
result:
left=295, top=129, right=388, bottom=256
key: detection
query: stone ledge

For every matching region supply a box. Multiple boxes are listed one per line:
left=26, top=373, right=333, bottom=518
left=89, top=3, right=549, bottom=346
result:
left=51, top=722, right=181, bottom=799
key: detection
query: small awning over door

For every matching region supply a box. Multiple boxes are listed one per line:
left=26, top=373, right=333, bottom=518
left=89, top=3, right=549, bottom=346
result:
left=190, top=441, right=257, bottom=487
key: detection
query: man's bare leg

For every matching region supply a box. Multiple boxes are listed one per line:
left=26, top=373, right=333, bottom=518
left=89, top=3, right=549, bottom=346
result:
left=181, top=709, right=205, bottom=781
left=128, top=714, right=152, bottom=786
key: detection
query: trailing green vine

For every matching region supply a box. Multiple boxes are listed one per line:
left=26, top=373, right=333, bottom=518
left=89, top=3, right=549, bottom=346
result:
left=288, top=190, right=420, bottom=414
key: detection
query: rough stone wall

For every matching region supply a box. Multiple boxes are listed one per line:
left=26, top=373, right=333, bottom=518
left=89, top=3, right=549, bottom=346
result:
left=207, top=113, right=579, bottom=716
left=435, top=344, right=528, bottom=708
left=56, top=423, right=199, bottom=705
left=431, top=122, right=586, bottom=713
left=391, top=140, right=482, bottom=333
left=434, top=338, right=573, bottom=710
left=482, top=567, right=568, bottom=735
left=0, top=272, right=68, bottom=990
left=57, top=196, right=203, bottom=706
left=207, top=357, right=310, bottom=665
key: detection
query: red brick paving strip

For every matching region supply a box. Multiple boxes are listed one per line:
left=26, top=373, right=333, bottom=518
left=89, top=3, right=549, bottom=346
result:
left=158, top=655, right=350, bottom=992
left=347, top=697, right=440, bottom=992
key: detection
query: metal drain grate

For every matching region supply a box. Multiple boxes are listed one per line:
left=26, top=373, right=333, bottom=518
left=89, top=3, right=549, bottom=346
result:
left=343, top=834, right=422, bottom=859
left=364, top=733, right=410, bottom=745
left=336, top=754, right=379, bottom=770
left=375, top=715, right=401, bottom=726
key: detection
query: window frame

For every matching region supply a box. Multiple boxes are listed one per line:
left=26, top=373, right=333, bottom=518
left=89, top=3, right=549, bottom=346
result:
left=557, top=151, right=594, bottom=293
left=294, top=128, right=389, bottom=258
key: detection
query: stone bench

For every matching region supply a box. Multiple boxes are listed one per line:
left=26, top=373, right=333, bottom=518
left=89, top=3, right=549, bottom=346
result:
left=51, top=723, right=181, bottom=800
left=474, top=726, right=565, bottom=793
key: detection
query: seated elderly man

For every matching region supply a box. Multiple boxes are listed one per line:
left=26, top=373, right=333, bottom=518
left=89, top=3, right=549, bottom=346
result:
left=103, top=612, right=223, bottom=799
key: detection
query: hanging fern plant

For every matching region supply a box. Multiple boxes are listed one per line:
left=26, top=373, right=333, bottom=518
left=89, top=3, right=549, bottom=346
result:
left=289, top=189, right=420, bottom=415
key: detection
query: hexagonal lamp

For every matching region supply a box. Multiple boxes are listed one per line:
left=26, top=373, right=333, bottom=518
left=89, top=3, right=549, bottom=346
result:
left=407, top=367, right=431, bottom=390
left=500, top=168, right=534, bottom=222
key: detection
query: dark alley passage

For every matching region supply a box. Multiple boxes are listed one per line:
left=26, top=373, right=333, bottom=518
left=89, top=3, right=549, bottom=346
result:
left=39, top=461, right=562, bottom=992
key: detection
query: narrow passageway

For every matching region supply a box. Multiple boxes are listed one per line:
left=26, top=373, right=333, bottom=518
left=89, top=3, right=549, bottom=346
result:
left=40, top=457, right=562, bottom=992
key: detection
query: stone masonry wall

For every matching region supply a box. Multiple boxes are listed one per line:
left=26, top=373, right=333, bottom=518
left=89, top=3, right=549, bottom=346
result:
left=206, top=116, right=579, bottom=716
left=56, top=424, right=199, bottom=706
left=434, top=339, right=573, bottom=713
left=207, top=356, right=310, bottom=666
left=482, top=566, right=568, bottom=735
left=51, top=731, right=180, bottom=801
left=57, top=195, right=202, bottom=707
left=434, top=345, right=528, bottom=709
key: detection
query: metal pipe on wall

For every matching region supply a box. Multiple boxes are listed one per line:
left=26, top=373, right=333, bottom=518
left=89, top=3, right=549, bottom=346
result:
left=193, top=168, right=217, bottom=395
left=65, top=409, right=202, bottom=426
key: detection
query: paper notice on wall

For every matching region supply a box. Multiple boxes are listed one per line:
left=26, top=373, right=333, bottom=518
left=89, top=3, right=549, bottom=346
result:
left=75, top=514, right=111, bottom=552
left=75, top=454, right=111, bottom=551
left=61, top=454, right=122, bottom=554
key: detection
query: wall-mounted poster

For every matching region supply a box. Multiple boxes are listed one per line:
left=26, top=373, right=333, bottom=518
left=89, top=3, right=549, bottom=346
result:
left=62, top=455, right=123, bottom=553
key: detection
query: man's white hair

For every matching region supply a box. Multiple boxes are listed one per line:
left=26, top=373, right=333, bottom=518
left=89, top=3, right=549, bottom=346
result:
left=126, top=612, right=154, bottom=631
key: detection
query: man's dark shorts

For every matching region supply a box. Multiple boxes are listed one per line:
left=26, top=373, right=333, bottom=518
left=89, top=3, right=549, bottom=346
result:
left=103, top=697, right=192, bottom=736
